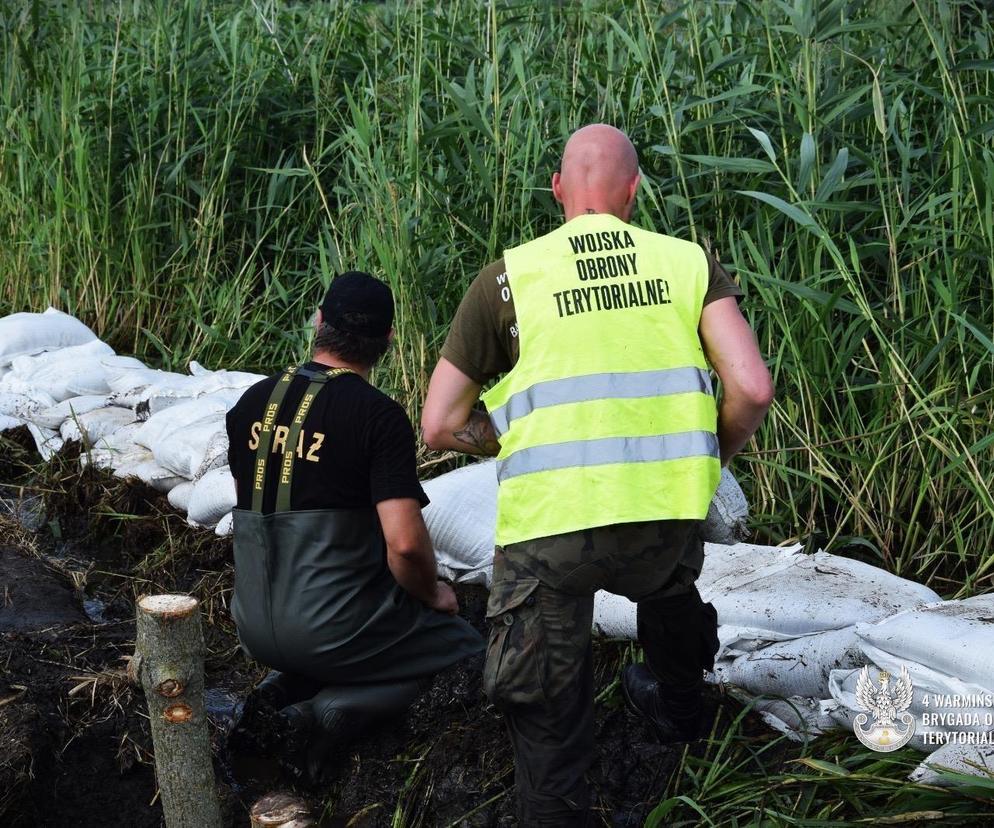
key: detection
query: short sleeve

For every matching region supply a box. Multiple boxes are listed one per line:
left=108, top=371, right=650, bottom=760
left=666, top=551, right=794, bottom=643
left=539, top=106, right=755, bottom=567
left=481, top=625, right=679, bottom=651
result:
left=367, top=400, right=429, bottom=507
left=702, top=248, right=744, bottom=306
left=440, top=258, right=515, bottom=384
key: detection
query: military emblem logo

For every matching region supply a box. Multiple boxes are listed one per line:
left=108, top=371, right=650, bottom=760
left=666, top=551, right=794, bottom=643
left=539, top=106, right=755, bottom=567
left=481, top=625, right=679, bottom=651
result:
left=853, top=665, right=916, bottom=751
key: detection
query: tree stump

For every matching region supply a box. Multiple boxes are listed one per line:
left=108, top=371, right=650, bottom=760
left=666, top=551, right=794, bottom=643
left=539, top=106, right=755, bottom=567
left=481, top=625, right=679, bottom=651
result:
left=135, top=594, right=223, bottom=828
left=250, top=793, right=315, bottom=827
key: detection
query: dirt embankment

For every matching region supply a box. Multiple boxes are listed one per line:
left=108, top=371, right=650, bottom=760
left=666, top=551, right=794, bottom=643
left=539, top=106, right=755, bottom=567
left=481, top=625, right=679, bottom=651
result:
left=0, top=441, right=736, bottom=827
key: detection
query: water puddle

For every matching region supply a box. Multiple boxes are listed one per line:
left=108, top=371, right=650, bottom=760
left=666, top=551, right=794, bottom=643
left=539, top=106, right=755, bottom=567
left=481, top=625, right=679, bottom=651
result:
left=82, top=596, right=107, bottom=623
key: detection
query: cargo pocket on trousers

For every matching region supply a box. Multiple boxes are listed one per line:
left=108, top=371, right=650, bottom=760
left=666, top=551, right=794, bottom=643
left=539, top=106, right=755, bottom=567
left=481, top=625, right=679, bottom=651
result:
left=482, top=577, right=545, bottom=707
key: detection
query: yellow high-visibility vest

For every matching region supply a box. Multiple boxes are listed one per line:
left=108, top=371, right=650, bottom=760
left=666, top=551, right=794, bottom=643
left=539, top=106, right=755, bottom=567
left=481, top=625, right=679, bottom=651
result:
left=481, top=213, right=720, bottom=545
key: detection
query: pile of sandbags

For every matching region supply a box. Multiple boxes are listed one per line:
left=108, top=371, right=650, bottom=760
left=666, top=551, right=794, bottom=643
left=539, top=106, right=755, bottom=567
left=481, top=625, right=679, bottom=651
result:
left=0, top=308, right=257, bottom=532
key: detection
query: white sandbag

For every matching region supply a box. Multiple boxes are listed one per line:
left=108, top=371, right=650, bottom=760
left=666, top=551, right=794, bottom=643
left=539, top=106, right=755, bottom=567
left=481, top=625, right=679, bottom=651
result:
left=10, top=337, right=112, bottom=371
left=187, top=466, right=237, bottom=527
left=110, top=365, right=260, bottom=416
left=0, top=307, right=97, bottom=367
left=85, top=423, right=146, bottom=470
left=33, top=395, right=112, bottom=430
left=422, top=462, right=498, bottom=579
left=153, top=419, right=226, bottom=479
left=699, top=544, right=941, bottom=638
left=715, top=626, right=864, bottom=699
left=134, top=390, right=241, bottom=451
left=167, top=481, right=194, bottom=512
left=828, top=595, right=994, bottom=752
left=9, top=340, right=118, bottom=401
left=829, top=650, right=994, bottom=752
left=908, top=741, right=994, bottom=786
left=60, top=406, right=136, bottom=444
left=701, top=468, right=749, bottom=543
left=421, top=461, right=753, bottom=583
left=854, top=594, right=994, bottom=692
left=591, top=590, right=637, bottom=638
left=0, top=390, right=58, bottom=420
left=215, top=512, right=234, bottom=536
left=26, top=423, right=64, bottom=460
left=0, top=414, right=24, bottom=431
left=110, top=449, right=185, bottom=493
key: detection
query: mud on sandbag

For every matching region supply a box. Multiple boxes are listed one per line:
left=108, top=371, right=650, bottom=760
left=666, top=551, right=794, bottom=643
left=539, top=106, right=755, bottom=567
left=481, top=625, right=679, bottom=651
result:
left=33, top=395, right=113, bottom=431
left=0, top=389, right=58, bottom=421
left=0, top=307, right=97, bottom=367
left=909, top=742, right=994, bottom=786
left=60, top=406, right=137, bottom=445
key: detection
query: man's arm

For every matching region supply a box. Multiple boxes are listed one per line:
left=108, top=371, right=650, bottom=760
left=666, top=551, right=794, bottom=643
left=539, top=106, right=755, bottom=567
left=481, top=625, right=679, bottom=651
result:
left=376, top=497, right=459, bottom=614
left=698, top=297, right=775, bottom=465
left=421, top=358, right=500, bottom=456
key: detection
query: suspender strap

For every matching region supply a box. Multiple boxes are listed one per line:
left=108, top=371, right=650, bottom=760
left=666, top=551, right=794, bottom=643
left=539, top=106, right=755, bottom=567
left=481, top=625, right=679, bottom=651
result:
left=274, top=367, right=352, bottom=513
left=251, top=367, right=296, bottom=513
left=248, top=364, right=354, bottom=514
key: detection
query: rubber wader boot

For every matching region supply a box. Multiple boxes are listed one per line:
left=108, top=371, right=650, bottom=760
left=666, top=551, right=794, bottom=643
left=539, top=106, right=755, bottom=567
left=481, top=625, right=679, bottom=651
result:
left=278, top=679, right=420, bottom=785
left=621, top=663, right=705, bottom=743
left=228, top=670, right=323, bottom=754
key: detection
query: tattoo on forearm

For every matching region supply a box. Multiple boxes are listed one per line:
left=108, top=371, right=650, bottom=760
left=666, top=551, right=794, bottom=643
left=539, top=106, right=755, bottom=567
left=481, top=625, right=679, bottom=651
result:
left=452, top=409, right=501, bottom=457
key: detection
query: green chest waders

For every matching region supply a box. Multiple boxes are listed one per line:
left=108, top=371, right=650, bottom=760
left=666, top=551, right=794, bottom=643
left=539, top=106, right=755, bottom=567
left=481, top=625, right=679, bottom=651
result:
left=230, top=365, right=483, bottom=687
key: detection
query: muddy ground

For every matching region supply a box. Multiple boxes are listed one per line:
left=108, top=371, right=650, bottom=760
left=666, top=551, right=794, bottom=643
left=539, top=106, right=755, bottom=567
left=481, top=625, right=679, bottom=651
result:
left=0, top=435, right=744, bottom=827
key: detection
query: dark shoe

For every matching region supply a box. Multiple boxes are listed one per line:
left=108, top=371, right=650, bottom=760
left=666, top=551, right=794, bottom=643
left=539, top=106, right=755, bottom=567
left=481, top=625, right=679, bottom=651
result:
left=227, top=671, right=321, bottom=754
left=621, top=664, right=702, bottom=743
left=277, top=701, right=362, bottom=787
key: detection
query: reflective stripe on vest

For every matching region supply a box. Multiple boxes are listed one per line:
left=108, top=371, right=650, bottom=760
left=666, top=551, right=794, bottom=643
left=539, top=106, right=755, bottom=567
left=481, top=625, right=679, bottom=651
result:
left=481, top=214, right=720, bottom=546
left=497, top=430, right=719, bottom=482
left=488, top=366, right=714, bottom=437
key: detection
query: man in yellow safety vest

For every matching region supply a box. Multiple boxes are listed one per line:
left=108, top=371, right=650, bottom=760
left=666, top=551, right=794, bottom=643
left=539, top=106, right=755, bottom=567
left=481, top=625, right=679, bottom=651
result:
left=422, top=124, right=774, bottom=826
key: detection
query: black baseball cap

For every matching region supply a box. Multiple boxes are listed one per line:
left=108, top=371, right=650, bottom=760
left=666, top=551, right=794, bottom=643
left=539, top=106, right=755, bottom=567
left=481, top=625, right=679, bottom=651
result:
left=320, top=271, right=395, bottom=337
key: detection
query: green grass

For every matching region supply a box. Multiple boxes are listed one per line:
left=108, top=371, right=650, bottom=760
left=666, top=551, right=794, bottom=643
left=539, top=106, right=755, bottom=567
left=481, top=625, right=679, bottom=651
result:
left=1, top=0, right=993, bottom=823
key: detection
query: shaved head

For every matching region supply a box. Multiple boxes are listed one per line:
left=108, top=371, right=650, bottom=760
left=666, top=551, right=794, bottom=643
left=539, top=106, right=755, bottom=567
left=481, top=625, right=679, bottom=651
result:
left=552, top=124, right=640, bottom=220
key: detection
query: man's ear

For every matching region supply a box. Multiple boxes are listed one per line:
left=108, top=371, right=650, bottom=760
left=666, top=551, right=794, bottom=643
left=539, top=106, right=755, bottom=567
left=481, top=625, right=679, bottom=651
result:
left=315, top=308, right=324, bottom=331
left=622, top=172, right=641, bottom=219
left=387, top=327, right=396, bottom=344
left=627, top=173, right=641, bottom=206
left=551, top=171, right=564, bottom=204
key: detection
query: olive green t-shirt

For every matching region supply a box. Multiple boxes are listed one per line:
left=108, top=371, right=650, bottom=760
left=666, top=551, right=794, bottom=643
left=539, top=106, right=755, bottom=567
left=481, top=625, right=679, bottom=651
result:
left=441, top=245, right=743, bottom=385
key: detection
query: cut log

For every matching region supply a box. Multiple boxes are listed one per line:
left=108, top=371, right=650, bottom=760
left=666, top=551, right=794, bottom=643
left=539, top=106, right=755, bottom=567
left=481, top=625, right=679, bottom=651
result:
left=136, top=594, right=223, bottom=828
left=250, top=793, right=315, bottom=827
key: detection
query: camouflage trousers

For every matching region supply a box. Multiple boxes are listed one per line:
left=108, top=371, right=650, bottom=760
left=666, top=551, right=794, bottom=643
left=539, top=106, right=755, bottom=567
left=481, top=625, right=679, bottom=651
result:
left=483, top=520, right=719, bottom=827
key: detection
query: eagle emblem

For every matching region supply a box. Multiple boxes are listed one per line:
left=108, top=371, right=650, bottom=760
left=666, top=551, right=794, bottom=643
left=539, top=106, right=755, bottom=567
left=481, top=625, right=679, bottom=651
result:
left=853, top=665, right=916, bottom=751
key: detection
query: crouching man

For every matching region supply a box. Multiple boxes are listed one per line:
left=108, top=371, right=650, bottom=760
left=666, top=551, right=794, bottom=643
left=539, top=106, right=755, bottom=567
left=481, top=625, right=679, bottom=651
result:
left=224, top=271, right=483, bottom=781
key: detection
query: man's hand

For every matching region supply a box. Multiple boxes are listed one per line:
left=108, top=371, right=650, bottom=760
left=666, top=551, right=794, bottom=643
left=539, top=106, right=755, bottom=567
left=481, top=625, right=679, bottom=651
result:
left=422, top=358, right=500, bottom=456
left=699, top=297, right=775, bottom=465
left=428, top=581, right=460, bottom=615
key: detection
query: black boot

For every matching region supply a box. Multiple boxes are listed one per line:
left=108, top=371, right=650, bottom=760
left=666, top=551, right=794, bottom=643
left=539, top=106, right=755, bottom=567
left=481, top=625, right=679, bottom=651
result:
left=277, top=680, right=420, bottom=786
left=228, top=671, right=322, bottom=754
left=621, top=663, right=703, bottom=743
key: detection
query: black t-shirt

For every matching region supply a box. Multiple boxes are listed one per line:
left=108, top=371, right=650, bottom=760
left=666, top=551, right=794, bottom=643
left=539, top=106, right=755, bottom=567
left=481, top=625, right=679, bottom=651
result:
left=226, top=362, right=428, bottom=512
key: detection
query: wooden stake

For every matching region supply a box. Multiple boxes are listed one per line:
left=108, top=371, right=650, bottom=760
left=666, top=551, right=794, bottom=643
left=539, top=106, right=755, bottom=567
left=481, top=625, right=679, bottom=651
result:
left=136, top=594, right=223, bottom=828
left=250, top=793, right=315, bottom=827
